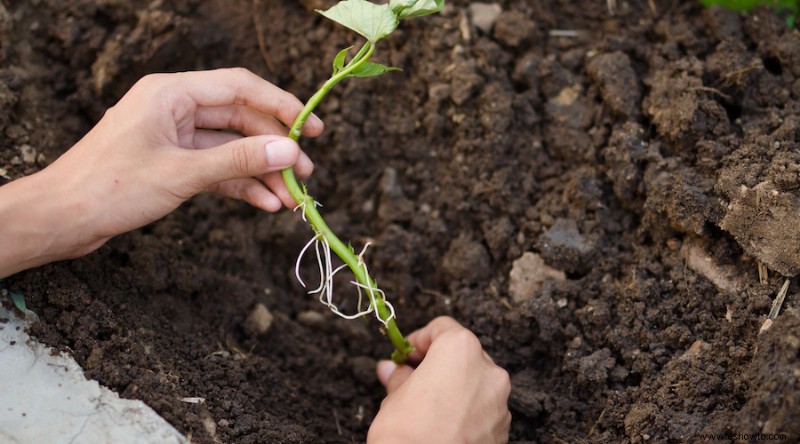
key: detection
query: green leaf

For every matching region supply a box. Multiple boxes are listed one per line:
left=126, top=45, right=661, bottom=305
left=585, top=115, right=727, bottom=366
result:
left=333, top=46, right=352, bottom=75
left=9, top=291, right=26, bottom=312
left=349, top=61, right=402, bottom=78
left=317, top=0, right=399, bottom=43
left=389, top=0, right=445, bottom=19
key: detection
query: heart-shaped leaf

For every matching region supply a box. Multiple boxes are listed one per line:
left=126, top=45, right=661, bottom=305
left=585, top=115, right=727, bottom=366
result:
left=318, top=0, right=399, bottom=43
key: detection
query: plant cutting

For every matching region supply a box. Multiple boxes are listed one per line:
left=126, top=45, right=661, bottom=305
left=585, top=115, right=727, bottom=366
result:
left=281, top=0, right=444, bottom=363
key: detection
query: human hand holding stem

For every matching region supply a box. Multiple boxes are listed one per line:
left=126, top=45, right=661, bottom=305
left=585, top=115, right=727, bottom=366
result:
left=280, top=0, right=444, bottom=363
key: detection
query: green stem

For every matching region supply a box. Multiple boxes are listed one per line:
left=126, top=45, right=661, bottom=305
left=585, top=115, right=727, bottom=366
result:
left=281, top=41, right=412, bottom=364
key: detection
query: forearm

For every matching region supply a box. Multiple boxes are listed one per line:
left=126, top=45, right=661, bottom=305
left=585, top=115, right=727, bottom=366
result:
left=0, top=170, right=91, bottom=278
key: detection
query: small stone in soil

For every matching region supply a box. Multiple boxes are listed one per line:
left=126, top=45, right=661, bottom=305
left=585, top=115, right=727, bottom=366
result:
left=19, top=144, right=36, bottom=164
left=468, top=3, right=502, bottom=34
left=537, top=218, right=594, bottom=274
left=297, top=310, right=326, bottom=328
left=242, top=303, right=273, bottom=337
left=508, top=252, right=566, bottom=304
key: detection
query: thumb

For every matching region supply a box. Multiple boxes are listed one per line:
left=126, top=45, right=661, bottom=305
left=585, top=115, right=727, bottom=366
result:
left=377, top=360, right=414, bottom=394
left=193, top=135, right=300, bottom=186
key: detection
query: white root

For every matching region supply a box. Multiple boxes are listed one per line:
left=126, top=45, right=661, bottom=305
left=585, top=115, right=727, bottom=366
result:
left=294, top=234, right=395, bottom=326
left=311, top=234, right=327, bottom=296
left=295, top=232, right=323, bottom=288
left=292, top=199, right=323, bottom=223
left=351, top=281, right=395, bottom=328
left=293, top=200, right=308, bottom=222
left=354, top=243, right=395, bottom=328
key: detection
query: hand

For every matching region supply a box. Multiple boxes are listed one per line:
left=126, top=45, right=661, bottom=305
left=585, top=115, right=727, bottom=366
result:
left=0, top=68, right=322, bottom=277
left=368, top=317, right=512, bottom=443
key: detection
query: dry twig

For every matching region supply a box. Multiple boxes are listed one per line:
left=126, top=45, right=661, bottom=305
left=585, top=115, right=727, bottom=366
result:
left=757, top=261, right=769, bottom=285
left=760, top=279, right=791, bottom=333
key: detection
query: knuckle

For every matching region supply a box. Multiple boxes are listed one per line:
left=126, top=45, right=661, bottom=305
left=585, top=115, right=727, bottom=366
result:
left=226, top=68, right=255, bottom=105
left=273, top=97, right=293, bottom=118
left=129, top=73, right=172, bottom=104
left=240, top=182, right=257, bottom=203
left=102, top=103, right=118, bottom=120
left=228, top=66, right=253, bottom=77
left=430, top=315, right=459, bottom=329
left=136, top=73, right=159, bottom=86
left=446, top=328, right=482, bottom=351
left=228, top=106, right=246, bottom=131
left=274, top=95, right=304, bottom=122
left=229, top=143, right=253, bottom=175
left=493, top=366, right=511, bottom=391
left=219, top=66, right=253, bottom=83
left=135, top=73, right=168, bottom=91
left=492, top=366, right=512, bottom=397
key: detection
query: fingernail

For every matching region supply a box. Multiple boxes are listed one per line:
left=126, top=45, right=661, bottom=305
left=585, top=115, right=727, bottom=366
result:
left=265, top=138, right=298, bottom=168
left=376, top=360, right=397, bottom=386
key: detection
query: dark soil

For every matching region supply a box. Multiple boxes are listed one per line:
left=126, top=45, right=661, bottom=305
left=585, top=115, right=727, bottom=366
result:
left=2, top=0, right=800, bottom=442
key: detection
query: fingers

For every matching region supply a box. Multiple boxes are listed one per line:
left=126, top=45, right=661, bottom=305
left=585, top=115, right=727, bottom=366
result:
left=262, top=171, right=297, bottom=208
left=259, top=150, right=313, bottom=207
left=190, top=131, right=314, bottom=210
left=164, top=68, right=324, bottom=133
left=192, top=129, right=240, bottom=149
left=207, top=174, right=301, bottom=212
left=194, top=106, right=289, bottom=137
left=376, top=360, right=397, bottom=386
left=206, top=178, right=283, bottom=212
left=189, top=134, right=300, bottom=188
left=192, top=131, right=313, bottom=178
left=369, top=317, right=512, bottom=443
left=195, top=104, right=324, bottom=138
left=293, top=151, right=314, bottom=178
left=376, top=361, right=414, bottom=394
left=406, top=316, right=466, bottom=362
left=385, top=366, right=414, bottom=394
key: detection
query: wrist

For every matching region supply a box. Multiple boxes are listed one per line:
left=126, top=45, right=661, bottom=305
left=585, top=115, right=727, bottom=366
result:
left=0, top=169, right=96, bottom=277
